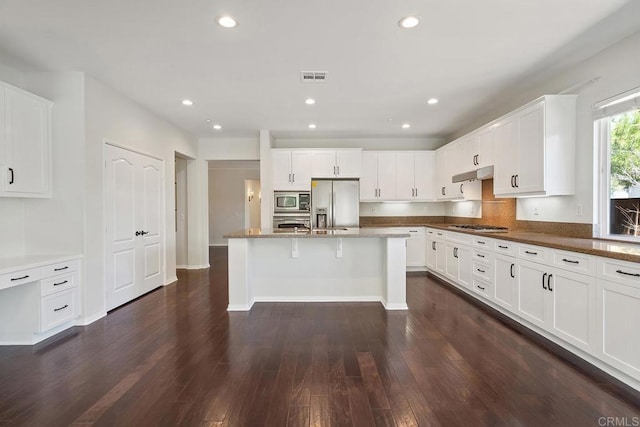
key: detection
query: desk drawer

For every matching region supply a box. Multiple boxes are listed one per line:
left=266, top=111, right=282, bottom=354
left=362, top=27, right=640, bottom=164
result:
left=0, top=267, right=41, bottom=291
left=41, top=273, right=77, bottom=296
left=41, top=259, right=80, bottom=278
left=40, top=289, right=77, bottom=332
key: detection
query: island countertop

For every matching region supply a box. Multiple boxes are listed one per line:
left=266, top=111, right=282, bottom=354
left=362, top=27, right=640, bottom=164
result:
left=224, top=227, right=411, bottom=239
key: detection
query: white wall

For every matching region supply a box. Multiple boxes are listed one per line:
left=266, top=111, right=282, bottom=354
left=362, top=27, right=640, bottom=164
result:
left=208, top=163, right=260, bottom=245
left=199, top=137, right=259, bottom=160
left=84, top=76, right=199, bottom=318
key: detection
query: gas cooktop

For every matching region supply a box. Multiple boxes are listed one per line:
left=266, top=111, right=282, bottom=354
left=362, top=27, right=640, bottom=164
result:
left=448, top=224, right=509, bottom=233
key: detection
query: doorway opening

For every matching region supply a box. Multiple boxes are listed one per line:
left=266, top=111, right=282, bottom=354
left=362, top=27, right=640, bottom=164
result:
left=175, top=153, right=189, bottom=269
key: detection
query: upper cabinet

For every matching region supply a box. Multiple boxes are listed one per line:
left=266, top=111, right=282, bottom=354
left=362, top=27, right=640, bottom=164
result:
left=493, top=95, right=576, bottom=197
left=362, top=151, right=435, bottom=202
left=311, top=149, right=362, bottom=178
left=0, top=82, right=53, bottom=198
left=435, top=143, right=481, bottom=201
left=272, top=149, right=312, bottom=191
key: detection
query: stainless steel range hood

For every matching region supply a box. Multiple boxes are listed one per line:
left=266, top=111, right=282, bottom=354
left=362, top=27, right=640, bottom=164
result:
left=452, top=165, right=494, bottom=183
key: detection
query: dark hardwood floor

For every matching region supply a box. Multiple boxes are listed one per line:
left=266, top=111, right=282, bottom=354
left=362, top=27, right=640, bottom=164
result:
left=1, top=247, right=639, bottom=426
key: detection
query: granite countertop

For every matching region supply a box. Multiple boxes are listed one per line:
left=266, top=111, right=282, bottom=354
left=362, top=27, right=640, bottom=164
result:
left=224, top=227, right=411, bottom=239
left=422, top=224, right=640, bottom=263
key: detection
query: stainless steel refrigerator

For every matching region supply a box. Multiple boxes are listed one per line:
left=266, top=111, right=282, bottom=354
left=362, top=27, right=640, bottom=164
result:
left=311, top=178, right=360, bottom=229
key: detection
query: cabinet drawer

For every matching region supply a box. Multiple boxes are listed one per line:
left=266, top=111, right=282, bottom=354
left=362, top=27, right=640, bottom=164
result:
left=551, top=250, right=595, bottom=276
left=518, top=244, right=548, bottom=263
left=473, top=250, right=492, bottom=264
left=40, top=289, right=77, bottom=332
left=41, top=259, right=80, bottom=277
left=472, top=262, right=493, bottom=282
left=41, top=273, right=76, bottom=296
left=473, top=236, right=494, bottom=250
left=447, top=231, right=473, bottom=245
left=0, top=267, right=41, bottom=291
left=494, top=240, right=516, bottom=256
left=598, top=259, right=640, bottom=288
left=472, top=278, right=493, bottom=299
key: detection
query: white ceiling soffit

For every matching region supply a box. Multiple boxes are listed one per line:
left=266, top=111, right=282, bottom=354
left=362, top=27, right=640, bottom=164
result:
left=0, top=0, right=637, bottom=140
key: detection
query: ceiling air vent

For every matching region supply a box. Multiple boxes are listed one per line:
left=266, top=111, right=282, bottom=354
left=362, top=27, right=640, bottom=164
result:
left=300, top=71, right=328, bottom=83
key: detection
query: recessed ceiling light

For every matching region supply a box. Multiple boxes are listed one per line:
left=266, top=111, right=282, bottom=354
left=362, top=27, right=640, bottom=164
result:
left=402, top=123, right=411, bottom=129
left=398, top=16, right=420, bottom=29
left=305, top=98, right=316, bottom=105
left=217, top=16, right=238, bottom=28
left=213, top=124, right=222, bottom=130
left=206, top=119, right=211, bottom=123
left=182, top=99, right=193, bottom=106
left=308, top=124, right=317, bottom=129
left=427, top=98, right=439, bottom=105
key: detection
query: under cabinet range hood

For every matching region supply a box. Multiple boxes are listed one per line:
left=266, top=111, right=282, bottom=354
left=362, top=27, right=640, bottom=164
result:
left=452, top=165, right=494, bottom=183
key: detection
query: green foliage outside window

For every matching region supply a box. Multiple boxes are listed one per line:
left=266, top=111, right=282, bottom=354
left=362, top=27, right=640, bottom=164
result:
left=610, top=109, right=640, bottom=193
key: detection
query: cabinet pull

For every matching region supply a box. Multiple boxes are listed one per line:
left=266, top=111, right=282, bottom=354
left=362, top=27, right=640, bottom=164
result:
left=54, top=304, right=69, bottom=312
left=477, top=241, right=485, bottom=245
left=409, top=230, right=418, bottom=233
left=454, top=247, right=458, bottom=258
left=615, top=269, right=640, bottom=278
left=498, top=245, right=508, bottom=249
left=510, top=175, right=515, bottom=188
left=562, top=258, right=579, bottom=264
left=476, top=268, right=485, bottom=273
left=11, top=275, right=29, bottom=281
left=437, top=233, right=443, bottom=236
left=477, top=254, right=485, bottom=258
left=441, top=186, right=445, bottom=196
left=8, top=167, right=14, bottom=185
left=476, top=285, right=485, bottom=291
left=415, top=188, right=418, bottom=198
left=54, top=266, right=69, bottom=271
left=510, top=263, right=515, bottom=278
left=292, top=173, right=295, bottom=182
left=547, top=274, right=553, bottom=292
left=53, top=280, right=68, bottom=287
left=515, top=175, right=519, bottom=188
left=432, top=242, right=436, bottom=250
left=524, top=250, right=538, bottom=255
left=542, top=272, right=548, bottom=290
left=337, top=166, right=340, bottom=175
left=460, top=183, right=464, bottom=194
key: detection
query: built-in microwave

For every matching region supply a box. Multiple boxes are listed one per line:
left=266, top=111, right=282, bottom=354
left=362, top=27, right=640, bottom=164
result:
left=274, top=191, right=310, bottom=213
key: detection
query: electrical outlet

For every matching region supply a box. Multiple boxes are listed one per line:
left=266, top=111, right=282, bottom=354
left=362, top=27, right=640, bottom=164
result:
left=576, top=204, right=583, bottom=216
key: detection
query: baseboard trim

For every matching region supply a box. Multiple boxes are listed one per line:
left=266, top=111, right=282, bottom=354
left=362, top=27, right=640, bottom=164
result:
left=381, top=300, right=409, bottom=310
left=186, top=264, right=210, bottom=270
left=227, top=301, right=255, bottom=311
left=252, top=296, right=382, bottom=303
left=75, top=311, right=107, bottom=326
left=165, top=276, right=178, bottom=286
left=175, top=265, right=187, bottom=269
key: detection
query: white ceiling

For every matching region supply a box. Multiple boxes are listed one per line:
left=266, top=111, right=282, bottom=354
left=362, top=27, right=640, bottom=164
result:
left=0, top=0, right=638, bottom=140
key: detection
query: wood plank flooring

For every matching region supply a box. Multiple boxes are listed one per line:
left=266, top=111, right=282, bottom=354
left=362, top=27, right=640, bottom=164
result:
left=0, top=247, right=639, bottom=426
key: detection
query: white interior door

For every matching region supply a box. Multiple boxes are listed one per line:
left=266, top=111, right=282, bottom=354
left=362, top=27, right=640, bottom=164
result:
left=105, top=144, right=163, bottom=311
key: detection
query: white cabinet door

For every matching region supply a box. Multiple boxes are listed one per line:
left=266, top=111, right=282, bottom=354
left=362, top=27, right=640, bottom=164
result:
left=445, top=243, right=458, bottom=282
left=272, top=150, right=292, bottom=190
left=1, top=86, right=51, bottom=197
left=547, top=268, right=595, bottom=353
left=517, top=260, right=547, bottom=329
left=336, top=150, right=361, bottom=178
left=435, top=239, right=446, bottom=275
left=457, top=245, right=472, bottom=289
left=493, top=117, right=517, bottom=196
left=516, top=103, right=545, bottom=194
left=360, top=152, right=378, bottom=200
left=414, top=151, right=435, bottom=201
left=494, top=255, right=517, bottom=312
left=435, top=148, right=448, bottom=200
left=311, top=151, right=336, bottom=178
left=460, top=136, right=478, bottom=173
left=426, top=238, right=437, bottom=270
left=406, top=229, right=426, bottom=267
left=376, top=152, right=396, bottom=200
left=105, top=144, right=164, bottom=311
left=290, top=151, right=312, bottom=190
left=395, top=152, right=415, bottom=200
left=596, top=279, right=640, bottom=379
left=476, top=127, right=493, bottom=169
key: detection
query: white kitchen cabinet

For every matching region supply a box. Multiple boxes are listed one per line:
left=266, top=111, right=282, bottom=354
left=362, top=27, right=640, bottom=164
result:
left=435, top=147, right=449, bottom=200
left=426, top=237, right=437, bottom=270
left=475, top=127, right=494, bottom=169
left=360, top=151, right=396, bottom=201
left=310, top=149, right=362, bottom=178
left=596, top=278, right=640, bottom=380
left=445, top=242, right=471, bottom=289
left=396, top=151, right=435, bottom=201
left=518, top=259, right=595, bottom=353
left=403, top=227, right=426, bottom=268
left=493, top=254, right=517, bottom=312
left=0, top=82, right=52, bottom=198
left=435, top=143, right=481, bottom=201
left=272, top=150, right=312, bottom=191
left=493, top=95, right=577, bottom=197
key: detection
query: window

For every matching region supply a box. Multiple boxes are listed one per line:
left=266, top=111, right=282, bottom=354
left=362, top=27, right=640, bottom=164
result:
left=596, top=89, right=640, bottom=240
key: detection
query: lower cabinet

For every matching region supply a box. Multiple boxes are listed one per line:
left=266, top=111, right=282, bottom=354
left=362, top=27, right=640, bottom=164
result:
left=445, top=243, right=471, bottom=288
left=493, top=254, right=517, bottom=311
left=517, top=259, right=596, bottom=353
left=426, top=239, right=437, bottom=270
left=405, top=228, right=426, bottom=267
left=596, top=279, right=640, bottom=380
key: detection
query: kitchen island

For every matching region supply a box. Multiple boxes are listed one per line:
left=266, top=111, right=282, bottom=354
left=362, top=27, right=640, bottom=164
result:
left=224, top=228, right=411, bottom=311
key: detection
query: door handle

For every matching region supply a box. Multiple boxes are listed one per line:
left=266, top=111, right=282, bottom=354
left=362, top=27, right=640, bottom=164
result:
left=510, top=263, right=515, bottom=278
left=432, top=242, right=436, bottom=250
left=542, top=272, right=548, bottom=290
left=515, top=175, right=519, bottom=188
left=292, top=173, right=295, bottom=182
left=337, top=166, right=339, bottom=175
left=460, top=183, right=464, bottom=194
left=511, top=175, right=515, bottom=188
left=141, top=231, right=149, bottom=236
left=547, top=274, right=553, bottom=292
left=454, top=247, right=458, bottom=258
left=615, top=269, right=640, bottom=278
left=135, top=231, right=142, bottom=236
left=8, top=167, right=14, bottom=185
